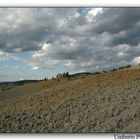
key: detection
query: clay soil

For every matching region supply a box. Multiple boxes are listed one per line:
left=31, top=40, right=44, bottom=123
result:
left=0, top=67, right=140, bottom=133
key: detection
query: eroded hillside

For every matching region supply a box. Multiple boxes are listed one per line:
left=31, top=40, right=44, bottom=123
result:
left=0, top=67, right=140, bottom=132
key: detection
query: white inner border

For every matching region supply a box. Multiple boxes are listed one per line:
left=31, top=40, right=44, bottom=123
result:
left=0, top=1, right=139, bottom=140
left=0, top=0, right=140, bottom=7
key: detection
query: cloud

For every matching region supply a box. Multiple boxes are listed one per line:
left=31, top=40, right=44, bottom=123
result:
left=1, top=8, right=140, bottom=72
left=28, top=43, right=59, bottom=70
left=65, top=59, right=97, bottom=72
left=0, top=50, right=18, bottom=61
left=0, top=8, right=77, bottom=53
left=132, top=56, right=140, bottom=65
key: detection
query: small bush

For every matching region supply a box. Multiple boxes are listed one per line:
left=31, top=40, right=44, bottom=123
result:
left=124, top=65, right=132, bottom=68
left=103, top=70, right=108, bottom=73
left=119, top=66, right=124, bottom=70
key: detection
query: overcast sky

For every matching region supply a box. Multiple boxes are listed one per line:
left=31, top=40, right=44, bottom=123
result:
left=0, top=8, right=140, bottom=81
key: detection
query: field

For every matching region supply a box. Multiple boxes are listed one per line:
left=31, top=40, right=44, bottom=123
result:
left=0, top=67, right=140, bottom=132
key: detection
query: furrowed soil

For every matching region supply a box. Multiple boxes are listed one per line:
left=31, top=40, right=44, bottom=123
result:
left=0, top=67, right=140, bottom=133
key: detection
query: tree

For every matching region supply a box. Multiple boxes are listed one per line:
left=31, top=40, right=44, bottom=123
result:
left=44, top=77, right=48, bottom=81
left=119, top=66, right=124, bottom=70
left=66, top=72, right=69, bottom=76
left=103, top=70, right=107, bottom=73
left=124, top=65, right=132, bottom=68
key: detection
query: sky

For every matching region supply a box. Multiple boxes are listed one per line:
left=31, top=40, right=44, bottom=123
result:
left=0, top=8, right=140, bottom=81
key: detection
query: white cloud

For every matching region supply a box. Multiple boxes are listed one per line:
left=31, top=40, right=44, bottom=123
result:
left=132, top=56, right=140, bottom=65
left=0, top=50, right=18, bottom=61
left=28, top=43, right=59, bottom=69
left=65, top=59, right=96, bottom=71
left=86, top=8, right=103, bottom=22
left=32, top=66, right=39, bottom=70
left=19, top=78, right=25, bottom=80
left=117, top=52, right=125, bottom=57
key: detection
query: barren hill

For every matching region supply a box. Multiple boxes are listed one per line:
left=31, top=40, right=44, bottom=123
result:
left=0, top=67, right=140, bottom=132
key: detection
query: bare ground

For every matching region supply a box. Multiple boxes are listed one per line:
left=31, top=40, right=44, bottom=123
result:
left=0, top=68, right=140, bottom=133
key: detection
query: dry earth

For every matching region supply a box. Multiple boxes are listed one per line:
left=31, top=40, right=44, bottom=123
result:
left=0, top=67, right=140, bottom=133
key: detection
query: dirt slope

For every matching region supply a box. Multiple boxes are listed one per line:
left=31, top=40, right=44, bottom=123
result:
left=0, top=67, right=140, bottom=132
left=0, top=79, right=68, bottom=100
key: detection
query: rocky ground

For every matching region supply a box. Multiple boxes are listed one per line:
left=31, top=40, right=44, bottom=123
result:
left=0, top=67, right=140, bottom=133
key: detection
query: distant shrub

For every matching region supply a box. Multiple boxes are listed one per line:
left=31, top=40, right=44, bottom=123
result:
left=118, top=65, right=132, bottom=70
left=1, top=88, right=6, bottom=91
left=56, top=72, right=70, bottom=79
left=119, top=66, right=124, bottom=70
left=93, top=72, right=101, bottom=75
left=124, top=65, right=132, bottom=68
left=110, top=68, right=118, bottom=72
left=111, top=68, right=118, bottom=71
left=66, top=72, right=69, bottom=76
left=103, top=70, right=108, bottom=73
